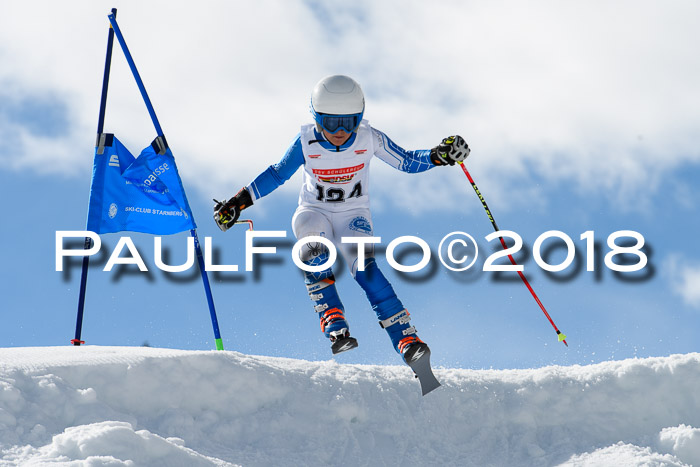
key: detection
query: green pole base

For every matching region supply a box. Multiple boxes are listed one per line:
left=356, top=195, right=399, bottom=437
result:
left=215, top=338, right=224, bottom=351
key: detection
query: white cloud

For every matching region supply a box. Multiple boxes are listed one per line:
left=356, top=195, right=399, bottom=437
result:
left=667, top=256, right=700, bottom=309
left=1, top=0, right=699, bottom=213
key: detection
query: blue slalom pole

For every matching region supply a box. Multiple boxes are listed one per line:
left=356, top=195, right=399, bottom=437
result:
left=192, top=230, right=224, bottom=350
left=107, top=12, right=225, bottom=350
left=73, top=8, right=118, bottom=346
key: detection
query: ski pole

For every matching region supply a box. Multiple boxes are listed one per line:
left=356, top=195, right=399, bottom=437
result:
left=236, top=220, right=254, bottom=230
left=458, top=161, right=568, bottom=346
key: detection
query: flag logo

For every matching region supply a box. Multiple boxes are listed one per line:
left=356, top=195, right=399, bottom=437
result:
left=108, top=203, right=118, bottom=219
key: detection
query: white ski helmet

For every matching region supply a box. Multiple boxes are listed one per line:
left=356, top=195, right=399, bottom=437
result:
left=310, top=75, right=365, bottom=133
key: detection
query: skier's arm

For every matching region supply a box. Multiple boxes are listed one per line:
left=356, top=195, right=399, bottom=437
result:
left=213, top=135, right=304, bottom=231
left=372, top=128, right=436, bottom=173
left=373, top=129, right=470, bottom=172
left=247, top=134, right=305, bottom=200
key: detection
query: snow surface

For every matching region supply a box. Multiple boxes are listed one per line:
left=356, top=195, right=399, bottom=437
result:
left=1, top=347, right=699, bottom=466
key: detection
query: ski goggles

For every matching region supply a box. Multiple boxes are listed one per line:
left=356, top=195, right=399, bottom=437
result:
left=316, top=113, right=363, bottom=134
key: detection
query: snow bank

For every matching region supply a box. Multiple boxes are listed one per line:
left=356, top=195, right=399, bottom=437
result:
left=1, top=421, right=232, bottom=467
left=1, top=347, right=699, bottom=466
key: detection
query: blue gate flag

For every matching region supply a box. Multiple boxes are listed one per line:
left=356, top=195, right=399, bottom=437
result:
left=87, top=134, right=197, bottom=235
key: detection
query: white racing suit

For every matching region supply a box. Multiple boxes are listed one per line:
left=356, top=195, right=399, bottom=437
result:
left=246, top=121, right=435, bottom=353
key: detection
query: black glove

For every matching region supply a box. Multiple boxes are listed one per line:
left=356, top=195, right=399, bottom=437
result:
left=213, top=188, right=253, bottom=232
left=430, top=135, right=470, bottom=166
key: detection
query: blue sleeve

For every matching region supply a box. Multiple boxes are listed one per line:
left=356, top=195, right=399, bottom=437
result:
left=372, top=128, right=435, bottom=174
left=247, top=134, right=304, bottom=200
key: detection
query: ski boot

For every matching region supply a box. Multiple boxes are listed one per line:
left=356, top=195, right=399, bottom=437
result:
left=300, top=238, right=359, bottom=355
left=329, top=327, right=359, bottom=355
left=307, top=273, right=358, bottom=355
left=399, top=335, right=429, bottom=365
left=382, top=311, right=441, bottom=396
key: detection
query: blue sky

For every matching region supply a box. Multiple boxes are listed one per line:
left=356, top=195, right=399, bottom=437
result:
left=1, top=1, right=699, bottom=370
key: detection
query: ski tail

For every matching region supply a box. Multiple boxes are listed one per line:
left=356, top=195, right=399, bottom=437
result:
left=404, top=343, right=441, bottom=396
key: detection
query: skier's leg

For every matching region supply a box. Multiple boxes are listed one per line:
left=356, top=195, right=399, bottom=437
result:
left=292, top=208, right=356, bottom=353
left=354, top=258, right=424, bottom=355
left=336, top=211, right=425, bottom=358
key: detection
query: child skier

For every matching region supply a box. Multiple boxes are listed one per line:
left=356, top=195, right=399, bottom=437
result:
left=214, top=75, right=469, bottom=368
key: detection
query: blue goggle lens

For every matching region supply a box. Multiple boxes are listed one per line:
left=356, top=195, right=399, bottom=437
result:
left=319, top=114, right=361, bottom=134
